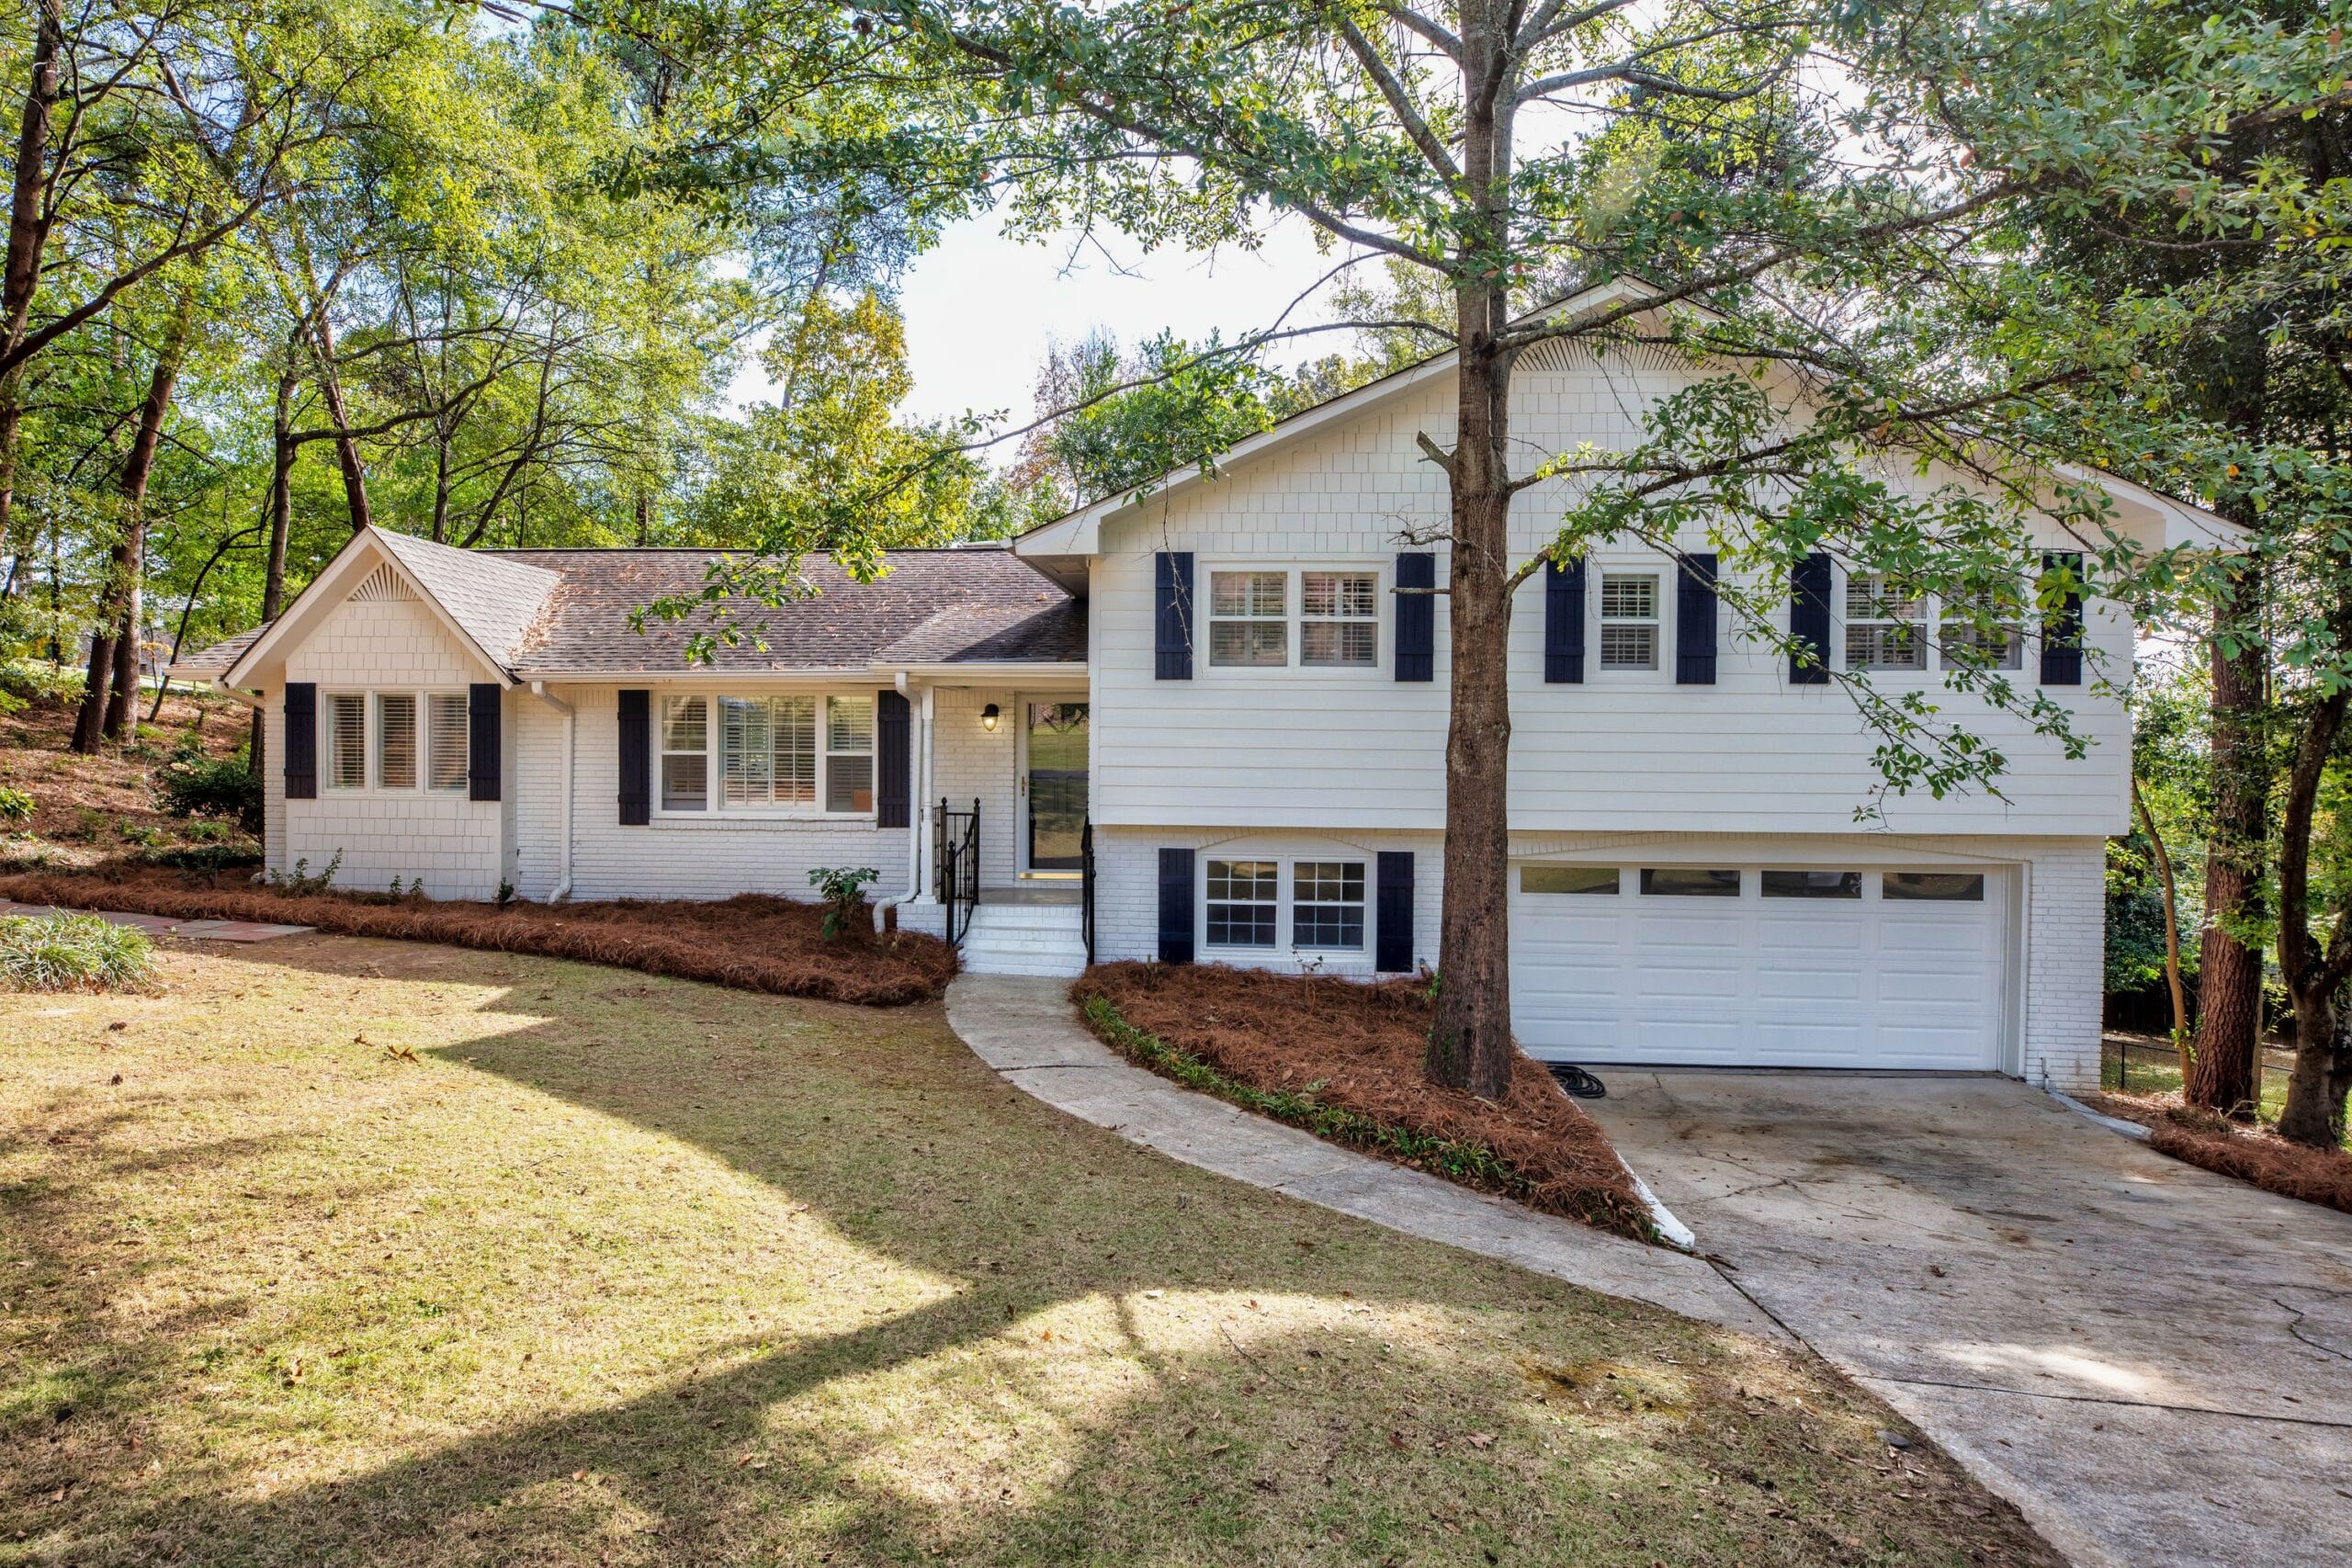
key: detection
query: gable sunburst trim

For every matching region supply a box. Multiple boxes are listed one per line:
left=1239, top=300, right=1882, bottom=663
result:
left=349, top=563, right=418, bottom=603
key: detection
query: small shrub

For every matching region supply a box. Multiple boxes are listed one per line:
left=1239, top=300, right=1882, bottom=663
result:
left=808, top=864, right=880, bottom=941
left=495, top=878, right=515, bottom=908
left=0, top=688, right=25, bottom=716
left=138, top=842, right=263, bottom=876
left=184, top=819, right=230, bottom=842
left=72, top=807, right=105, bottom=841
left=156, top=742, right=262, bottom=833
left=267, top=851, right=341, bottom=894
left=0, top=660, right=82, bottom=708
left=119, top=821, right=164, bottom=847
left=0, top=786, right=31, bottom=828
left=0, top=910, right=157, bottom=992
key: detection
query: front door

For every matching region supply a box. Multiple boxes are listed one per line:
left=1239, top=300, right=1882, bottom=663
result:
left=1023, top=701, right=1089, bottom=873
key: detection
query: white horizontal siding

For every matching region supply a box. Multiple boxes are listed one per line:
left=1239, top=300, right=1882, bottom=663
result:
left=1088, top=347, right=2133, bottom=839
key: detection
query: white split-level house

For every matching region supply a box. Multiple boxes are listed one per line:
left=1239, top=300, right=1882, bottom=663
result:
left=175, top=285, right=2240, bottom=1092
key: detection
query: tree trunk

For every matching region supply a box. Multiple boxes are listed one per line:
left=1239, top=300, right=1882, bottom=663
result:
left=250, top=363, right=298, bottom=784
left=2187, top=562, right=2267, bottom=1114
left=2132, top=775, right=2190, bottom=1065
left=0, top=4, right=62, bottom=592
left=312, top=313, right=371, bottom=531
left=2277, top=990, right=2352, bottom=1146
left=99, top=291, right=192, bottom=738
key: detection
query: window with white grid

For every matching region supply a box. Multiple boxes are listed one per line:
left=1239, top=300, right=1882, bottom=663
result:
left=1292, top=861, right=1366, bottom=949
left=1599, top=572, right=1660, bottom=671
left=1299, top=571, right=1377, bottom=667
left=661, top=695, right=708, bottom=811
left=1209, top=571, right=1288, bottom=667
left=1845, top=571, right=1925, bottom=671
left=1938, top=581, right=2024, bottom=671
left=825, top=695, right=874, bottom=813
left=1205, top=859, right=1280, bottom=948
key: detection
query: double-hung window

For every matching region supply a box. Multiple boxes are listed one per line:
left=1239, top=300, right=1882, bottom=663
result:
left=662, top=696, right=709, bottom=811
left=1938, top=582, right=2024, bottom=671
left=1599, top=572, right=1660, bottom=671
left=1292, top=861, right=1366, bottom=949
left=376, top=694, right=418, bottom=790
left=1205, top=859, right=1280, bottom=947
left=1209, top=571, right=1288, bottom=667
left=659, top=692, right=874, bottom=815
left=325, top=694, right=367, bottom=789
left=1845, top=572, right=1926, bottom=671
left=1299, top=571, right=1378, bottom=667
left=427, top=694, right=469, bottom=791
left=826, top=696, right=874, bottom=813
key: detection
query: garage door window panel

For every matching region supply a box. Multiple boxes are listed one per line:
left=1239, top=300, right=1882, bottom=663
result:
left=1206, top=859, right=1280, bottom=948
left=1762, top=870, right=1861, bottom=898
left=1884, top=872, right=1985, bottom=901
left=1640, top=867, right=1742, bottom=897
left=1523, top=865, right=1620, bottom=895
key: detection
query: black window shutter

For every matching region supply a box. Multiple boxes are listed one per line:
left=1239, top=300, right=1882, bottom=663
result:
left=1676, top=553, right=1719, bottom=685
left=2041, top=551, right=2085, bottom=685
left=282, top=682, right=317, bottom=799
left=617, top=689, right=650, bottom=826
left=1789, top=552, right=1832, bottom=685
left=1154, top=551, right=1194, bottom=680
left=1375, top=852, right=1414, bottom=972
left=1394, top=552, right=1435, bottom=681
left=1157, top=848, right=1194, bottom=964
left=467, top=683, right=502, bottom=802
left=876, top=689, right=911, bottom=828
left=1544, top=558, right=1586, bottom=683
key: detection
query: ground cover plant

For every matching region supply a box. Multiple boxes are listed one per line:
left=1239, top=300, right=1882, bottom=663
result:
left=0, top=909, right=155, bottom=992
left=1074, top=963, right=1649, bottom=1239
left=0, top=864, right=954, bottom=1007
left=1, top=936, right=2061, bottom=1566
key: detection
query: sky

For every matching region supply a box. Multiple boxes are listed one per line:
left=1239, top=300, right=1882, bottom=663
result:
left=728, top=212, right=1357, bottom=453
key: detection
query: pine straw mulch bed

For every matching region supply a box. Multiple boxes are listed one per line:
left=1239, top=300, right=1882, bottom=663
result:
left=0, top=863, right=956, bottom=1007
left=1072, top=962, right=1652, bottom=1242
left=2083, top=1089, right=2352, bottom=1216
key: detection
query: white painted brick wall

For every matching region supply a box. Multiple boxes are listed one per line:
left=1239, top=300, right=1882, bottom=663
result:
left=276, top=594, right=503, bottom=899
left=929, top=685, right=1023, bottom=889
left=521, top=684, right=918, bottom=904
left=2022, top=839, right=2106, bottom=1092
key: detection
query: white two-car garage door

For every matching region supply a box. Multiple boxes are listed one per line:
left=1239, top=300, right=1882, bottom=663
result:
left=1510, top=864, right=2007, bottom=1071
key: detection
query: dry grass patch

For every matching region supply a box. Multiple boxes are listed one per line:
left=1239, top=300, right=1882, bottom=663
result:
left=1075, top=962, right=1649, bottom=1239
left=1, top=938, right=2061, bottom=1566
left=0, top=864, right=955, bottom=1006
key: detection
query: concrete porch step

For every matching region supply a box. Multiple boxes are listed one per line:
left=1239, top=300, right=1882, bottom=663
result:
left=960, top=900, right=1086, bottom=978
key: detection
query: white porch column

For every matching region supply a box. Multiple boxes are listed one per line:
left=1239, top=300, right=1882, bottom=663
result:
left=911, top=682, right=938, bottom=904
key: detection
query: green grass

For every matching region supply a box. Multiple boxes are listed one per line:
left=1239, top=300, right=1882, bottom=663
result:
left=0, top=910, right=156, bottom=992
left=2099, top=1033, right=2349, bottom=1145
left=2, top=938, right=2059, bottom=1566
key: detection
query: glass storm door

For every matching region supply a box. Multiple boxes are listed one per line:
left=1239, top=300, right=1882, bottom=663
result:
left=1024, top=702, right=1089, bottom=872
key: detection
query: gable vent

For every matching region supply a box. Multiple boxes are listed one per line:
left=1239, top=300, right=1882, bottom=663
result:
left=1513, top=333, right=1690, bottom=380
left=349, top=564, right=417, bottom=602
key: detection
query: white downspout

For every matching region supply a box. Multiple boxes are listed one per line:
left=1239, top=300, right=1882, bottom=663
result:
left=872, top=671, right=924, bottom=934
left=207, top=678, right=263, bottom=710
left=528, top=682, right=574, bottom=902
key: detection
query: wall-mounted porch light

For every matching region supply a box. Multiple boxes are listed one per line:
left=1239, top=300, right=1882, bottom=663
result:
left=980, top=703, right=1001, bottom=732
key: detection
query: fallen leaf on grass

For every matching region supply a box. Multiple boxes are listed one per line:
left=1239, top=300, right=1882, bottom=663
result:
left=1465, top=1432, right=1495, bottom=1450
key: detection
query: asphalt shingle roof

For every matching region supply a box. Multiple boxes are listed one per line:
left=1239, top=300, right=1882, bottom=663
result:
left=496, top=545, right=1082, bottom=673
left=375, top=529, right=562, bottom=665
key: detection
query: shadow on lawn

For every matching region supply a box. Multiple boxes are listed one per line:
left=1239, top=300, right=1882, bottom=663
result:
left=27, top=937, right=2052, bottom=1567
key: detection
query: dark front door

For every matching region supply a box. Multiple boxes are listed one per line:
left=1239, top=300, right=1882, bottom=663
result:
left=1025, top=702, right=1089, bottom=872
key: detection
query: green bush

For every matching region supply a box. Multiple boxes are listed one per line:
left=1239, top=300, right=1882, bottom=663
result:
left=137, top=841, right=263, bottom=875
left=156, top=742, right=262, bottom=832
left=0, top=911, right=157, bottom=992
left=808, top=864, right=881, bottom=940
left=0, top=785, right=31, bottom=828
left=0, top=660, right=83, bottom=707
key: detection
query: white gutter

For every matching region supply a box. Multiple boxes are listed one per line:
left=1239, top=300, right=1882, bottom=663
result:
left=205, top=678, right=264, bottom=711
left=528, top=682, right=575, bottom=902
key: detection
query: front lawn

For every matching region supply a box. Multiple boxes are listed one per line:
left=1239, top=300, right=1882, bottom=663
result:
left=4, top=938, right=2059, bottom=1566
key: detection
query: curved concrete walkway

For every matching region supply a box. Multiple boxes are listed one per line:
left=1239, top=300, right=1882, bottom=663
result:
left=944, top=974, right=1781, bottom=1337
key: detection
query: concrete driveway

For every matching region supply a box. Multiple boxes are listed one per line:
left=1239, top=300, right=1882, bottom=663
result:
left=1588, top=1072, right=2352, bottom=1568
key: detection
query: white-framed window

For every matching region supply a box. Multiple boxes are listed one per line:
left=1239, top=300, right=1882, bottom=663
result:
left=1299, top=571, right=1378, bottom=667
left=376, top=693, right=418, bottom=790
left=661, top=695, right=708, bottom=811
left=1292, top=861, right=1366, bottom=949
left=1845, top=571, right=1926, bottom=671
left=325, top=693, right=367, bottom=789
left=655, top=691, right=876, bottom=816
left=1938, top=583, right=2024, bottom=671
left=826, top=695, right=875, bottom=813
left=1209, top=570, right=1288, bottom=667
left=1205, top=859, right=1280, bottom=947
left=427, top=694, right=469, bottom=791
left=1599, top=571, right=1661, bottom=671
